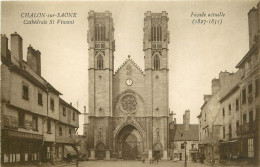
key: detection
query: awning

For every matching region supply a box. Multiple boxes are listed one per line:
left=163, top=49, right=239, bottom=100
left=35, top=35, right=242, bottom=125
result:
left=221, top=140, right=238, bottom=144
left=4, top=129, right=43, bottom=140
left=64, top=145, right=77, bottom=157
left=189, top=150, right=199, bottom=153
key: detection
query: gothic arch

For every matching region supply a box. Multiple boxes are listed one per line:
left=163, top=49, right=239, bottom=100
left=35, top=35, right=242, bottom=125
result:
left=95, top=24, right=106, bottom=41
left=95, top=141, right=106, bottom=160
left=113, top=122, right=145, bottom=156
left=151, top=24, right=162, bottom=41
left=153, top=55, right=160, bottom=70
left=118, top=128, right=143, bottom=145
left=113, top=117, right=145, bottom=141
left=95, top=141, right=106, bottom=150
left=96, top=53, right=104, bottom=69
left=153, top=141, right=163, bottom=151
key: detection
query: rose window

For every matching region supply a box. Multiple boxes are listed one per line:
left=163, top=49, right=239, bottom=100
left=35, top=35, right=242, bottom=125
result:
left=121, top=95, right=137, bottom=113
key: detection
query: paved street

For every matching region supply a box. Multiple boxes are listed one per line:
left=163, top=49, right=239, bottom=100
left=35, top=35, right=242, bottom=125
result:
left=64, top=161, right=243, bottom=167
left=1, top=160, right=257, bottom=167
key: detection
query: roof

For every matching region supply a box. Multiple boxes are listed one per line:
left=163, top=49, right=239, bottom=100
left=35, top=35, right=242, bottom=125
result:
left=2, top=56, right=62, bottom=95
left=200, top=101, right=207, bottom=110
left=60, top=98, right=81, bottom=114
left=236, top=41, right=258, bottom=68
left=114, top=56, right=144, bottom=76
left=170, top=124, right=199, bottom=141
left=219, top=84, right=239, bottom=103
left=197, top=113, right=202, bottom=118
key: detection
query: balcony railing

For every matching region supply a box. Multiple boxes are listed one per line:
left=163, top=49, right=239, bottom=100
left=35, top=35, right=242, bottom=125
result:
left=240, top=121, right=257, bottom=135
left=248, top=94, right=253, bottom=104
left=3, top=115, right=18, bottom=130
left=236, top=127, right=241, bottom=136
left=95, top=42, right=106, bottom=49
left=228, top=133, right=232, bottom=139
left=56, top=135, right=75, bottom=144
left=189, top=148, right=198, bottom=151
left=151, top=42, right=163, bottom=49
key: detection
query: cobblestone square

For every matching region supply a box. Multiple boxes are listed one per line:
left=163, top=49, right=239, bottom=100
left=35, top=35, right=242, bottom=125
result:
left=71, top=161, right=205, bottom=167
left=64, top=161, right=244, bottom=167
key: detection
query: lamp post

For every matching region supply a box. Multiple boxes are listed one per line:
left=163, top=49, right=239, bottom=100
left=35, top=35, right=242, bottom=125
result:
left=184, top=141, right=187, bottom=167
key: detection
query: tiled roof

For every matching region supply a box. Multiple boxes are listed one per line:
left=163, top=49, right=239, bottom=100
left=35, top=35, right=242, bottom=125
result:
left=235, top=40, right=258, bottom=68
left=59, top=98, right=81, bottom=114
left=1, top=56, right=62, bottom=95
left=171, top=124, right=199, bottom=141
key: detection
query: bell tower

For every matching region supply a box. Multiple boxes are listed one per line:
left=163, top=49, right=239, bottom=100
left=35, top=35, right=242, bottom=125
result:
left=87, top=10, right=115, bottom=117
left=143, top=11, right=170, bottom=159
left=87, top=11, right=115, bottom=158
left=144, top=11, right=169, bottom=117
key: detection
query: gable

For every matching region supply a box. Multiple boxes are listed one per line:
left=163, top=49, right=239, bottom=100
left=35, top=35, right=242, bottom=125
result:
left=114, top=59, right=144, bottom=77
left=112, top=59, right=146, bottom=117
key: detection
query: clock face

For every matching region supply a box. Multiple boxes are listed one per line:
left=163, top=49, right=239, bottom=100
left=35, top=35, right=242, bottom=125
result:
left=126, top=79, right=133, bottom=86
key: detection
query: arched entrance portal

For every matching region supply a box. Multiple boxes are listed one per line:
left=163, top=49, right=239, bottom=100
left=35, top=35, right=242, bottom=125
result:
left=153, top=143, right=162, bottom=160
left=95, top=142, right=106, bottom=160
left=116, top=124, right=143, bottom=160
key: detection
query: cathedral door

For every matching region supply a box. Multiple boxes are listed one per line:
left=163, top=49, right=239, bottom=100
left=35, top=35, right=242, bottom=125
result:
left=95, top=142, right=106, bottom=160
left=153, top=143, right=162, bottom=160
left=117, top=124, right=143, bottom=160
left=122, top=133, right=138, bottom=160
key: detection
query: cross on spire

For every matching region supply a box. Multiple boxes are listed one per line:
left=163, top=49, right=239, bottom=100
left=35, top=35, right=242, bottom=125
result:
left=155, top=107, right=159, bottom=111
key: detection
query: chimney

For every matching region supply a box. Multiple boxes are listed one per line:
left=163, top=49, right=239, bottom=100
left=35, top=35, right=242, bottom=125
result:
left=258, top=2, right=260, bottom=33
left=1, top=34, right=9, bottom=59
left=174, top=118, right=176, bottom=124
left=219, top=71, right=230, bottom=87
left=70, top=102, right=72, bottom=106
left=11, top=32, right=23, bottom=64
left=248, top=7, right=259, bottom=49
left=169, top=111, right=173, bottom=122
left=211, top=78, right=220, bottom=95
left=84, top=106, right=89, bottom=125
left=27, top=45, right=41, bottom=75
left=184, top=110, right=190, bottom=130
left=183, top=113, right=186, bottom=127
left=204, top=95, right=212, bottom=102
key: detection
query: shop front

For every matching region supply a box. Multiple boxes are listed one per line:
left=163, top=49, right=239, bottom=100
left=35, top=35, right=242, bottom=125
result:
left=1, top=129, right=43, bottom=164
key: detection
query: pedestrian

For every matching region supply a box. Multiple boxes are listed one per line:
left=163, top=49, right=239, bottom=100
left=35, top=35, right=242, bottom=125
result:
left=142, top=157, right=145, bottom=163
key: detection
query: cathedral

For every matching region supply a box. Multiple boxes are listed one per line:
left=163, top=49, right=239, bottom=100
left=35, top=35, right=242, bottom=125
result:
left=84, top=10, right=171, bottom=160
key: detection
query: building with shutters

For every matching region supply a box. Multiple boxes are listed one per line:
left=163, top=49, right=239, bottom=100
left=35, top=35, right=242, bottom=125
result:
left=197, top=3, right=260, bottom=165
left=169, top=110, right=199, bottom=161
left=1, top=33, right=80, bottom=164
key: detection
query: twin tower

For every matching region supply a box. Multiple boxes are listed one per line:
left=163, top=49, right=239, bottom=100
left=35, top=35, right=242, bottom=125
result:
left=85, top=10, right=171, bottom=160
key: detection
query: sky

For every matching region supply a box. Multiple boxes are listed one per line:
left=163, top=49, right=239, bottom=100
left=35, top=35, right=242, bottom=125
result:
left=1, top=0, right=259, bottom=135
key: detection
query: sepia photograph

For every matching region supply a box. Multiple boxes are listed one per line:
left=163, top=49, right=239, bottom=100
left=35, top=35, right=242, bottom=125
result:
left=1, top=0, right=259, bottom=166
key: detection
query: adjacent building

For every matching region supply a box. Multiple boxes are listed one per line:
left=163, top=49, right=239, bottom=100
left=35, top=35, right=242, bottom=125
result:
left=170, top=110, right=199, bottom=161
left=198, top=71, right=239, bottom=163
left=55, top=98, right=80, bottom=161
left=198, top=2, right=260, bottom=165
left=235, top=3, right=260, bottom=163
left=218, top=72, right=241, bottom=160
left=1, top=33, right=80, bottom=164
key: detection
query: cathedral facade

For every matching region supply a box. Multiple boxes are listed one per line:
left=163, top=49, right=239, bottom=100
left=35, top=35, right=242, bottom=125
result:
left=85, top=10, right=170, bottom=160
